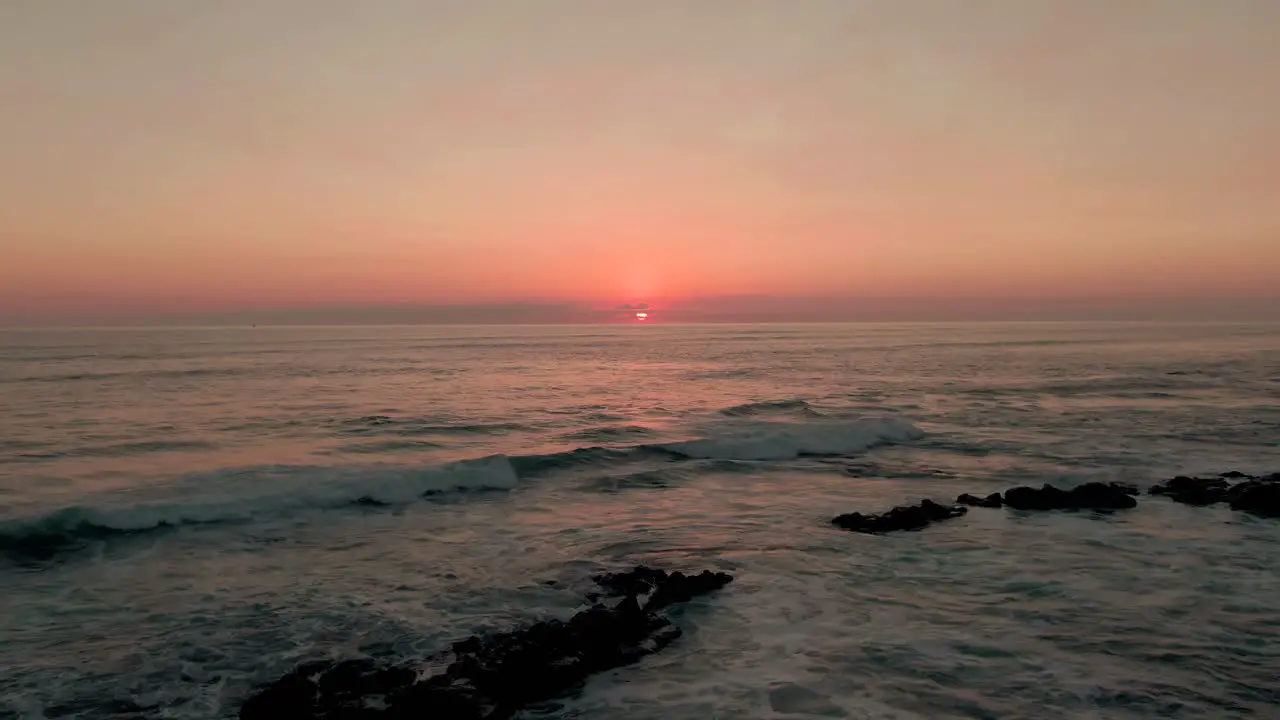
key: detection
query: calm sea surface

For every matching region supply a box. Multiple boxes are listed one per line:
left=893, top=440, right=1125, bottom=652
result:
left=2, top=322, right=1278, bottom=719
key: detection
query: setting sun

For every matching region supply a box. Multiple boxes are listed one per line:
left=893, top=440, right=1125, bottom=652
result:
left=635, top=312, right=648, bottom=321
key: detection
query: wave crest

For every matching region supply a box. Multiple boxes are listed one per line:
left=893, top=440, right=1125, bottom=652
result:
left=662, top=417, right=923, bottom=461
left=719, top=399, right=820, bottom=417
left=0, top=456, right=518, bottom=560
left=1, top=415, right=923, bottom=560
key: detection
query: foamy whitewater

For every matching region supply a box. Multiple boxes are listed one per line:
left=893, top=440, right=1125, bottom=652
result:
left=1, top=323, right=1278, bottom=719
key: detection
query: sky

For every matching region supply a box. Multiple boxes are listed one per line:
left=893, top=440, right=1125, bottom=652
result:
left=2, top=0, right=1278, bottom=325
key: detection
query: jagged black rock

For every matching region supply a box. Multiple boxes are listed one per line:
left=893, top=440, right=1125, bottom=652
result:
left=240, top=567, right=733, bottom=720
left=831, top=499, right=967, bottom=534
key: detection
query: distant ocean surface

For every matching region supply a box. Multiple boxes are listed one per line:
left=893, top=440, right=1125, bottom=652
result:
left=2, top=322, right=1279, bottom=719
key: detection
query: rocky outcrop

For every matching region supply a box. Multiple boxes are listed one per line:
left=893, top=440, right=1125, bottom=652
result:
left=1149, top=476, right=1232, bottom=505
left=1110, top=482, right=1141, bottom=496
left=1228, top=478, right=1280, bottom=517
left=240, top=566, right=733, bottom=720
left=831, top=499, right=967, bottom=534
left=956, top=492, right=1004, bottom=508
left=1002, top=482, right=1138, bottom=511
left=1148, top=473, right=1279, bottom=516
left=952, top=474, right=1280, bottom=519
left=593, top=567, right=733, bottom=611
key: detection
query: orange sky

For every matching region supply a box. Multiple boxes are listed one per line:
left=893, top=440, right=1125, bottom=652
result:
left=2, top=1, right=1278, bottom=324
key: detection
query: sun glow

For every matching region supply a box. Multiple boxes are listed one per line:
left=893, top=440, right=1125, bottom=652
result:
left=635, top=312, right=648, bottom=320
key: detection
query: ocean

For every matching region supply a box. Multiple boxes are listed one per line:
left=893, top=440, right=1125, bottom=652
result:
left=1, top=322, right=1278, bottom=719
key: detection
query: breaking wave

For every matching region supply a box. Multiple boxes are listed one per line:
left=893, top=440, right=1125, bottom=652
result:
left=507, top=446, right=654, bottom=477
left=0, top=456, right=519, bottom=559
left=1, top=416, right=922, bottom=560
left=662, top=417, right=924, bottom=461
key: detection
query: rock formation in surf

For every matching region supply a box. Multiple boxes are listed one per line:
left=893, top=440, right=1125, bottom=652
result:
left=956, top=492, right=1004, bottom=508
left=953, top=483, right=1139, bottom=513
left=1150, top=473, right=1280, bottom=517
left=1000, top=482, right=1139, bottom=511
left=592, top=567, right=733, bottom=610
left=1149, top=475, right=1232, bottom=505
left=239, top=566, right=733, bottom=720
left=831, top=499, right=967, bottom=534
left=1228, top=477, right=1280, bottom=517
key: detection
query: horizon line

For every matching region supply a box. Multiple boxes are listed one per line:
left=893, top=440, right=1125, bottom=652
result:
left=5, top=319, right=1280, bottom=332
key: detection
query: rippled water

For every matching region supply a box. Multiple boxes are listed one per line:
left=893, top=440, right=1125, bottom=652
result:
left=1, top=322, right=1278, bottom=719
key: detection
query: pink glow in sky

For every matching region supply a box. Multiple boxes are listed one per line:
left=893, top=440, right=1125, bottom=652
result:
left=2, top=1, right=1278, bottom=324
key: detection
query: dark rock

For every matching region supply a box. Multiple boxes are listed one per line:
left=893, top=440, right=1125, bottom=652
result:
left=645, top=570, right=735, bottom=612
left=1003, top=484, right=1067, bottom=510
left=1003, top=482, right=1137, bottom=511
left=239, top=661, right=329, bottom=719
left=1147, top=473, right=1280, bottom=514
left=592, top=565, right=670, bottom=597
left=240, top=567, right=733, bottom=720
left=317, top=658, right=416, bottom=698
left=591, top=566, right=733, bottom=611
left=1110, top=482, right=1141, bottom=496
left=957, top=492, right=1003, bottom=508
left=1167, top=487, right=1228, bottom=506
left=1149, top=476, right=1231, bottom=506
left=1228, top=478, right=1280, bottom=518
left=1150, top=475, right=1228, bottom=495
left=831, top=499, right=967, bottom=534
